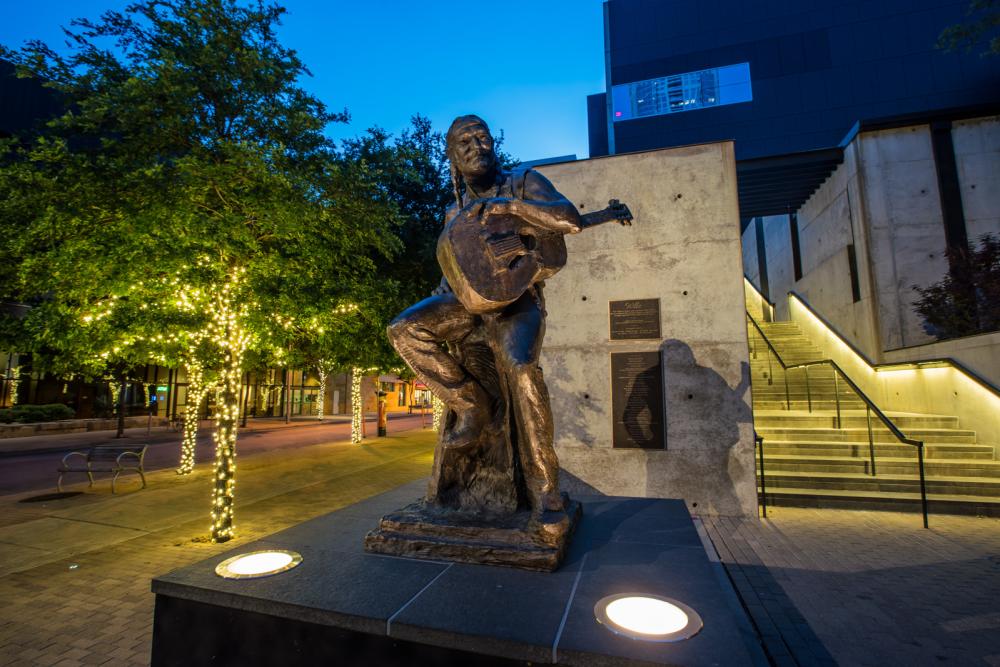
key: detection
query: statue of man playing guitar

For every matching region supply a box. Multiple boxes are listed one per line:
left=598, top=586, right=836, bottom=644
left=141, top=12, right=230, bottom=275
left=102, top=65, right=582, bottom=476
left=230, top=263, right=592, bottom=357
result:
left=387, top=115, right=630, bottom=524
left=388, top=114, right=578, bottom=517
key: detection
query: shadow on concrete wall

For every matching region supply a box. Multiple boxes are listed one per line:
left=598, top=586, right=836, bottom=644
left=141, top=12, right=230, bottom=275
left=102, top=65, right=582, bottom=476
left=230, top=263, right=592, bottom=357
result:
left=648, top=339, right=753, bottom=516
left=559, top=469, right=606, bottom=497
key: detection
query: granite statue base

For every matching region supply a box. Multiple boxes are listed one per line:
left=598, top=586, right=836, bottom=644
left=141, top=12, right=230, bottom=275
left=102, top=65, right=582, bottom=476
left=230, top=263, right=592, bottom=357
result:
left=150, top=480, right=767, bottom=666
left=363, top=494, right=582, bottom=571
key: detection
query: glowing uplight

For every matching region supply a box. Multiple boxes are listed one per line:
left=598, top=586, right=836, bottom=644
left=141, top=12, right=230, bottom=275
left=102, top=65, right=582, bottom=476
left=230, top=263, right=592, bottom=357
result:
left=595, top=593, right=702, bottom=642
left=215, top=549, right=302, bottom=579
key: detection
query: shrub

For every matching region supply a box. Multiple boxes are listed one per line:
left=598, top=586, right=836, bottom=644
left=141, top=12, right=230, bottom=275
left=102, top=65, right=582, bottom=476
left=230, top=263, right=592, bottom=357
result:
left=914, top=234, right=1000, bottom=340
left=0, top=403, right=76, bottom=423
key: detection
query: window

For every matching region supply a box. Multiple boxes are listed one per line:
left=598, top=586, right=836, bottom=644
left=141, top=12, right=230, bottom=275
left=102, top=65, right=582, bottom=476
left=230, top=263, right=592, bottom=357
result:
left=398, top=383, right=407, bottom=406
left=611, top=63, right=752, bottom=122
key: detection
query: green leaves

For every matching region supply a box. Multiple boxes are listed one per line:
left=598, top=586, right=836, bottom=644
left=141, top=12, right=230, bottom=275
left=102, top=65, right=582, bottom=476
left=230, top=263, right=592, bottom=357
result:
left=0, top=0, right=394, bottom=380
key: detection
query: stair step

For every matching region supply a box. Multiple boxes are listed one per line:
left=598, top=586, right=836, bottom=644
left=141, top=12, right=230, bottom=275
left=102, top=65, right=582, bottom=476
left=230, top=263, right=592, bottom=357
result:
left=748, top=316, right=1000, bottom=515
left=754, top=401, right=869, bottom=411
left=756, top=441, right=994, bottom=459
left=760, top=471, right=1000, bottom=496
left=755, top=428, right=978, bottom=444
left=757, top=487, right=1000, bottom=517
left=753, top=411, right=961, bottom=429
left=758, top=455, right=1000, bottom=477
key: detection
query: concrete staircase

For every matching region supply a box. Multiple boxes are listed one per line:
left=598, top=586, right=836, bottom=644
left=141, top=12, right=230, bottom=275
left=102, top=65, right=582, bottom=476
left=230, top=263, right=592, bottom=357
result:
left=749, top=319, right=1000, bottom=517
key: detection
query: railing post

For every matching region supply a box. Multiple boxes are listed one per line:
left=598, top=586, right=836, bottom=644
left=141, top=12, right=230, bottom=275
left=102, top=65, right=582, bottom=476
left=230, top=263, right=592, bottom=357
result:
left=750, top=326, right=757, bottom=359
left=783, top=367, right=791, bottom=411
left=833, top=370, right=842, bottom=429
left=917, top=442, right=929, bottom=529
left=866, top=406, right=877, bottom=477
left=804, top=366, right=812, bottom=413
left=766, top=348, right=774, bottom=386
left=756, top=434, right=767, bottom=519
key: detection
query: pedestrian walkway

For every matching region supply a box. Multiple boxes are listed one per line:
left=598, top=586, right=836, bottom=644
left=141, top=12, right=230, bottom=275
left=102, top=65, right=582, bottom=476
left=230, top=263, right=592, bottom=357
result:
left=3, top=425, right=1000, bottom=666
left=703, top=507, right=1000, bottom=666
left=0, top=413, right=412, bottom=457
left=0, top=426, right=437, bottom=666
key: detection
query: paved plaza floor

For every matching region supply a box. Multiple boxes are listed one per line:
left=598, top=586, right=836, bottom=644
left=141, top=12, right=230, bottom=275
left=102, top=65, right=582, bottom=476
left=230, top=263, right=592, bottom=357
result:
left=0, top=422, right=997, bottom=666
left=704, top=509, right=1000, bottom=667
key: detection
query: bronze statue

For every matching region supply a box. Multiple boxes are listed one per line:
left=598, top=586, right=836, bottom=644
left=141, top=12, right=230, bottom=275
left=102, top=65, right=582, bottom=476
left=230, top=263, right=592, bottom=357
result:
left=364, top=115, right=630, bottom=570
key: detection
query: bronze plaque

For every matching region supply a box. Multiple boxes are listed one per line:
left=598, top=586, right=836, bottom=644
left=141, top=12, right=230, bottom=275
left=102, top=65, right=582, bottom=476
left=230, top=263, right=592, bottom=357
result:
left=611, top=351, right=665, bottom=449
left=609, top=299, right=661, bottom=340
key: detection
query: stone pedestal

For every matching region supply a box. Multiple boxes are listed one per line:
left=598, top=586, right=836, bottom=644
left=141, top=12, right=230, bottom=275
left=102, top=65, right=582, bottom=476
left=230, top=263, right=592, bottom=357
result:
left=150, top=480, right=767, bottom=666
left=364, top=495, right=582, bottom=571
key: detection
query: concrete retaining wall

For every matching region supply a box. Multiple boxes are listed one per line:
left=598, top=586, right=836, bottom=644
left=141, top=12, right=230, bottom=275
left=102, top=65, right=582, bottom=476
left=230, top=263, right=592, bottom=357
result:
left=536, top=142, right=756, bottom=517
left=0, top=416, right=168, bottom=439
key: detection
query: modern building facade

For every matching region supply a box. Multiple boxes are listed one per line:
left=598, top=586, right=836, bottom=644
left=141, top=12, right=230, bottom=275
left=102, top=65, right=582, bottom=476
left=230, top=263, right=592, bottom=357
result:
left=590, top=0, right=999, bottom=162
left=588, top=0, right=1000, bottom=370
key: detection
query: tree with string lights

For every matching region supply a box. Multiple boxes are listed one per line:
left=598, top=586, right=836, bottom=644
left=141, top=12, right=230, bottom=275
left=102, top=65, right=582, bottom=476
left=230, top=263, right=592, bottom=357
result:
left=0, top=0, right=399, bottom=542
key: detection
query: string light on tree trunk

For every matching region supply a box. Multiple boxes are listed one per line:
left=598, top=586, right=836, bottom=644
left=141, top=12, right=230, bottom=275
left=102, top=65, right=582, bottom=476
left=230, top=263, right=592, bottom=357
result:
left=432, top=394, right=444, bottom=431
left=317, top=364, right=327, bottom=421
left=209, top=270, right=251, bottom=543
left=8, top=366, right=20, bottom=406
left=351, top=367, right=363, bottom=444
left=177, top=360, right=211, bottom=475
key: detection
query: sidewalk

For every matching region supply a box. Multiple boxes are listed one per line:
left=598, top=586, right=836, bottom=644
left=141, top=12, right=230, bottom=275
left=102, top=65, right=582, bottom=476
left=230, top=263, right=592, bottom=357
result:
left=0, top=412, right=417, bottom=457
left=3, top=421, right=999, bottom=666
left=0, top=425, right=437, bottom=666
left=703, top=507, right=1000, bottom=666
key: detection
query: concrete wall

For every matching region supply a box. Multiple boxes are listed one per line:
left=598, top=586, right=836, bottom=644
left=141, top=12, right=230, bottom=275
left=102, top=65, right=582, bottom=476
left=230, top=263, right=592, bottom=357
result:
left=859, top=125, right=951, bottom=350
left=954, top=116, right=1000, bottom=243
left=536, top=142, right=756, bottom=517
left=743, top=116, right=1000, bottom=360
left=883, top=331, right=1000, bottom=389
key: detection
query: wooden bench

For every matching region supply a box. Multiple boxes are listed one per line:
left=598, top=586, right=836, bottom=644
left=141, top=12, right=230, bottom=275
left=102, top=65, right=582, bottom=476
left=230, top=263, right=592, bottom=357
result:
left=57, top=444, right=148, bottom=494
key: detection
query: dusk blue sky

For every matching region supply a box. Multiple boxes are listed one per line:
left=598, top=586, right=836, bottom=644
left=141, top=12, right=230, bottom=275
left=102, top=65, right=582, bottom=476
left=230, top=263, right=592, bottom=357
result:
left=1, top=1, right=607, bottom=160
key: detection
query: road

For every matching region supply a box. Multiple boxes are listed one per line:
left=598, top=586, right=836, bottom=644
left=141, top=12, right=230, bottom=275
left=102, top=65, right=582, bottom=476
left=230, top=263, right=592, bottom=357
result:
left=0, top=413, right=429, bottom=496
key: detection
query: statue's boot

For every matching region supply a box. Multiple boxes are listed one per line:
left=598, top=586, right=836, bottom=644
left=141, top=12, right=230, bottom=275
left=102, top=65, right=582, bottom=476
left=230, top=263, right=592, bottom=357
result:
left=441, top=381, right=490, bottom=451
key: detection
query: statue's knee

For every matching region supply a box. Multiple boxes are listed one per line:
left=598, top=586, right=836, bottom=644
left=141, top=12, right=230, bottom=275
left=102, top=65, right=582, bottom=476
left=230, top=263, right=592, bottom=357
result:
left=507, top=360, right=539, bottom=382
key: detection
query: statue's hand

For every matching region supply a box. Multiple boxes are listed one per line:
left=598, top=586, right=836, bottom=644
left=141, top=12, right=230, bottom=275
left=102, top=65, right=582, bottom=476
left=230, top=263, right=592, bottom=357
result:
left=476, top=198, right=516, bottom=223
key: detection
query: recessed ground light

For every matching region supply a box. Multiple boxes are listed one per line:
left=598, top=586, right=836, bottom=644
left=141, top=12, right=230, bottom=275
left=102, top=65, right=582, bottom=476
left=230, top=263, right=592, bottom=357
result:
left=215, top=550, right=302, bottom=579
left=594, top=593, right=703, bottom=642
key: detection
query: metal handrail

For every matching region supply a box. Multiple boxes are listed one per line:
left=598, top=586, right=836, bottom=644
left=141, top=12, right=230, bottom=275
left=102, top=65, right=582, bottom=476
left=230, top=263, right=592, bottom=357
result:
left=747, top=311, right=929, bottom=528
left=755, top=432, right=767, bottom=519
left=789, top=290, right=1000, bottom=401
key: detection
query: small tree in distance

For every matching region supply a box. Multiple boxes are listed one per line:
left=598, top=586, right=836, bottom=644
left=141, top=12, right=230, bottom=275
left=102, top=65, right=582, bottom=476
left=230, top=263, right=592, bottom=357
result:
left=913, top=234, right=1000, bottom=339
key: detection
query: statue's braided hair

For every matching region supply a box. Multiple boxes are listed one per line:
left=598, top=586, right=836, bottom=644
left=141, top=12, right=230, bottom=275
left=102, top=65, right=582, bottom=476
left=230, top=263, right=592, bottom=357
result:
left=446, top=115, right=491, bottom=210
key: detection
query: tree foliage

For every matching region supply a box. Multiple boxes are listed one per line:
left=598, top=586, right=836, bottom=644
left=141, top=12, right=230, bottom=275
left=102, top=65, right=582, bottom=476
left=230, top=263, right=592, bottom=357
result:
left=0, top=0, right=403, bottom=540
left=938, top=0, right=1000, bottom=56
left=914, top=234, right=1000, bottom=339
left=0, top=0, right=400, bottom=379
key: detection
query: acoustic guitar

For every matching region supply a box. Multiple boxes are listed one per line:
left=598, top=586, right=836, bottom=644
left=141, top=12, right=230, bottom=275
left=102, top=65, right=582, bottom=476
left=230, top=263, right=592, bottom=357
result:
left=438, top=199, right=633, bottom=314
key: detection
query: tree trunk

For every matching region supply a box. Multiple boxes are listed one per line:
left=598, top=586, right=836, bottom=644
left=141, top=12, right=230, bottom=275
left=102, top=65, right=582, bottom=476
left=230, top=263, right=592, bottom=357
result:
left=351, top=367, right=363, bottom=444
left=240, top=372, right=249, bottom=428
left=283, top=367, right=291, bottom=423
left=178, top=362, right=208, bottom=475
left=317, top=366, right=327, bottom=421
left=116, top=380, right=127, bottom=438
left=210, top=274, right=248, bottom=543
left=432, top=394, right=444, bottom=432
